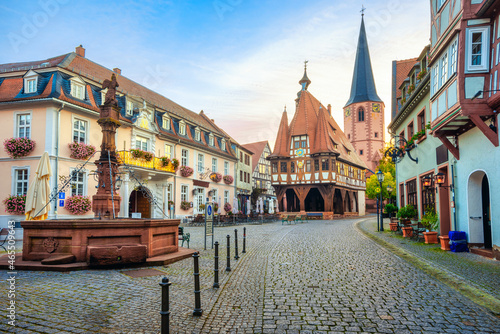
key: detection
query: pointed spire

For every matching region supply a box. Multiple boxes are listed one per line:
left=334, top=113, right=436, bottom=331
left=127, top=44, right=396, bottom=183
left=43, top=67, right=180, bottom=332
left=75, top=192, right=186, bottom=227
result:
left=345, top=15, right=382, bottom=107
left=271, top=107, right=289, bottom=157
left=299, top=60, right=311, bottom=91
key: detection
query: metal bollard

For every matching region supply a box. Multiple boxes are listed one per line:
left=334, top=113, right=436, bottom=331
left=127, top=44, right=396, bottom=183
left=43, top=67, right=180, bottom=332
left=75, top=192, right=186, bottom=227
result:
left=242, top=227, right=246, bottom=253
left=213, top=241, right=219, bottom=288
left=226, top=234, right=231, bottom=272
left=192, top=252, right=203, bottom=316
left=234, top=229, right=239, bottom=260
left=159, top=277, right=171, bottom=334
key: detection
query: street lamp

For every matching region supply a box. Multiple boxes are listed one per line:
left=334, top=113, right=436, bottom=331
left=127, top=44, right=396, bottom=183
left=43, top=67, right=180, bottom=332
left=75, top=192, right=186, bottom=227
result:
left=377, top=170, right=385, bottom=232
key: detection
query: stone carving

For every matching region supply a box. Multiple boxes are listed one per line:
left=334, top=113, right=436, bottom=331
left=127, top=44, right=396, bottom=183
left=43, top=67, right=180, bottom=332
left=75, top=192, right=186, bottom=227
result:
left=42, top=237, right=59, bottom=253
left=102, top=73, right=119, bottom=106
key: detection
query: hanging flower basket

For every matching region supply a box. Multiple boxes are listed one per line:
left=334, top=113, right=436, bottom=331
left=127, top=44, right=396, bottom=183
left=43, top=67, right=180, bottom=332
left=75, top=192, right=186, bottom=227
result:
left=180, top=166, right=194, bottom=177
left=3, top=194, right=26, bottom=215
left=223, top=175, right=234, bottom=185
left=64, top=195, right=92, bottom=215
left=160, top=156, right=171, bottom=167
left=4, top=137, right=36, bottom=159
left=210, top=172, right=222, bottom=183
left=131, top=149, right=153, bottom=162
left=68, top=142, right=96, bottom=160
left=171, top=158, right=180, bottom=170
left=180, top=201, right=191, bottom=210
left=224, top=202, right=232, bottom=213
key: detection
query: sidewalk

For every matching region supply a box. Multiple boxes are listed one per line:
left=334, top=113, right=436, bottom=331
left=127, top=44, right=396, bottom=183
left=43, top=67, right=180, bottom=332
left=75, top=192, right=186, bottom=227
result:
left=357, top=217, right=500, bottom=316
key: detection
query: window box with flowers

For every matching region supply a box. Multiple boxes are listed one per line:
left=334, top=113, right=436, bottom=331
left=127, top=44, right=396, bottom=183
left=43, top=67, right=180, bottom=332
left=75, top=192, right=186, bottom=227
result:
left=171, top=158, right=180, bottom=171
left=3, top=195, right=26, bottom=215
left=68, top=142, right=96, bottom=160
left=407, top=84, right=415, bottom=95
left=131, top=149, right=153, bottom=162
left=180, top=166, right=194, bottom=177
left=223, top=175, right=234, bottom=185
left=180, top=201, right=191, bottom=210
left=168, top=200, right=174, bottom=207
left=210, top=172, right=222, bottom=183
left=160, top=156, right=170, bottom=167
left=64, top=195, right=92, bottom=215
left=4, top=137, right=36, bottom=159
left=417, top=69, right=427, bottom=81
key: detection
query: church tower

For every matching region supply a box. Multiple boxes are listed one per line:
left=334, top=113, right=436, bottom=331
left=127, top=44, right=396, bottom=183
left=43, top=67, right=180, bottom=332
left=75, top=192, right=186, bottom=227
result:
left=343, top=14, right=385, bottom=175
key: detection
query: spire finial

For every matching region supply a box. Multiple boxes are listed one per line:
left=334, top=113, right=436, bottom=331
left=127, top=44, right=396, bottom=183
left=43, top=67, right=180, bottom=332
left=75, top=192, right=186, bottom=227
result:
left=361, top=5, right=365, bottom=17
left=299, top=61, right=311, bottom=91
left=284, top=105, right=287, bottom=112
left=304, top=60, right=308, bottom=70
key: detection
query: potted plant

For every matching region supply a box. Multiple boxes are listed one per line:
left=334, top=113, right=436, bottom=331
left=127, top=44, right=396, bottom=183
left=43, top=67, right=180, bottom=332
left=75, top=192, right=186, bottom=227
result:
left=397, top=204, right=417, bottom=237
left=3, top=194, right=26, bottom=215
left=180, top=201, right=191, bottom=211
left=160, top=156, right=171, bottom=167
left=131, top=149, right=145, bottom=159
left=199, top=204, right=206, bottom=211
left=171, top=158, right=180, bottom=171
left=385, top=203, right=398, bottom=231
left=4, top=137, right=36, bottom=159
left=143, top=152, right=153, bottom=162
left=223, top=175, right=233, bottom=185
left=68, top=142, right=96, bottom=160
left=64, top=195, right=92, bottom=215
left=421, top=206, right=439, bottom=244
left=180, top=166, right=194, bottom=177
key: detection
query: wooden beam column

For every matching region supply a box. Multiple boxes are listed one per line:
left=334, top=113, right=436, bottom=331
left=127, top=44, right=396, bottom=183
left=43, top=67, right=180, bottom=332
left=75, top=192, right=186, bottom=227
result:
left=293, top=186, right=310, bottom=212
left=318, top=184, right=335, bottom=212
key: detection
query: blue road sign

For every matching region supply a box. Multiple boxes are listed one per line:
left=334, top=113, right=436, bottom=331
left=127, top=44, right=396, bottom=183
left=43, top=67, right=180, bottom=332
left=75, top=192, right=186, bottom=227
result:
left=59, top=200, right=64, bottom=207
left=208, top=204, right=212, bottom=216
left=59, top=192, right=65, bottom=199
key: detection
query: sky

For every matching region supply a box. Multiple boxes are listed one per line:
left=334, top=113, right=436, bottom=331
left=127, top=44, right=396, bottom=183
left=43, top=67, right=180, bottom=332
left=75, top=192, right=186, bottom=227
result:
left=0, top=0, right=430, bottom=148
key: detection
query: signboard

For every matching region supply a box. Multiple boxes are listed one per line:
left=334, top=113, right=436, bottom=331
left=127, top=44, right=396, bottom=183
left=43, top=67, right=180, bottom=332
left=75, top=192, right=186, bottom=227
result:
left=59, top=200, right=64, bottom=207
left=58, top=192, right=65, bottom=199
left=204, top=200, right=214, bottom=250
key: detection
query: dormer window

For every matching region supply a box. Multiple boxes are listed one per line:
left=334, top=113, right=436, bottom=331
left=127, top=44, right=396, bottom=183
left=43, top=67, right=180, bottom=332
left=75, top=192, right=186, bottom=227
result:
left=23, top=70, right=38, bottom=94
left=209, top=134, right=214, bottom=146
left=70, top=77, right=85, bottom=100
left=195, top=127, right=201, bottom=141
left=179, top=121, right=186, bottom=136
left=162, top=115, right=171, bottom=130
left=221, top=139, right=226, bottom=151
left=101, top=88, right=107, bottom=105
left=126, top=100, right=134, bottom=116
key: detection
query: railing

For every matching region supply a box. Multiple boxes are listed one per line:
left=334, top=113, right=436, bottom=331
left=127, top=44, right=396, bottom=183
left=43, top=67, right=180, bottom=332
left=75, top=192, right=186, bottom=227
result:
left=117, top=150, right=176, bottom=173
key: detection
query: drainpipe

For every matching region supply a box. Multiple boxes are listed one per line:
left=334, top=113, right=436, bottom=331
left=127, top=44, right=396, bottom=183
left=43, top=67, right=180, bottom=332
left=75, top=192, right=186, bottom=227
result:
left=54, top=103, right=65, bottom=219
left=451, top=160, right=457, bottom=231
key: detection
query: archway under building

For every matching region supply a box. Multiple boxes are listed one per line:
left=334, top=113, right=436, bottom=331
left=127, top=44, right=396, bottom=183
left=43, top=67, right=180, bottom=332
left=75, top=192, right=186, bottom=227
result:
left=284, top=189, right=300, bottom=212
left=129, top=186, right=152, bottom=218
left=305, top=188, right=324, bottom=212
left=333, top=189, right=343, bottom=214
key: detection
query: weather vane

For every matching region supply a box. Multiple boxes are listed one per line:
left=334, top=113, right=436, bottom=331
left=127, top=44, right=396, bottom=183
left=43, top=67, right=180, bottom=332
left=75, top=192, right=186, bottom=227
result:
left=361, top=5, right=366, bottom=16
left=304, top=60, right=308, bottom=70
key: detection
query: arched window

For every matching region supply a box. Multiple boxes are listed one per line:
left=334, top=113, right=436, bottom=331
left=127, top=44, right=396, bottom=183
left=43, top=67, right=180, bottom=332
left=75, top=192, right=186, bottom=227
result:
left=358, top=107, right=365, bottom=122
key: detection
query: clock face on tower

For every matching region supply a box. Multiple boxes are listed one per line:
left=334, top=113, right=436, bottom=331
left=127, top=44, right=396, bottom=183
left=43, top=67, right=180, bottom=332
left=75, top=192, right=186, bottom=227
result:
left=344, top=107, right=351, bottom=117
left=372, top=103, right=381, bottom=113
left=295, top=148, right=305, bottom=157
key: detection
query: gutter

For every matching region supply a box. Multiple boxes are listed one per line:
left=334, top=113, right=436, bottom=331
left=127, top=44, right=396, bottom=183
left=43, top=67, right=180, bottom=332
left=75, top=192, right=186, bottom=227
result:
left=54, top=102, right=65, bottom=218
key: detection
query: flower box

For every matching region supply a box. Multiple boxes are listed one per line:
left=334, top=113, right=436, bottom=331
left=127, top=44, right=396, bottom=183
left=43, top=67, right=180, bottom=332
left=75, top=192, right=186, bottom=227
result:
left=223, top=175, right=233, bottom=185
left=68, top=142, right=96, bottom=160
left=180, top=166, right=194, bottom=177
left=3, top=195, right=26, bottom=215
left=180, top=201, right=191, bottom=211
left=4, top=137, right=36, bottom=159
left=64, top=195, right=92, bottom=215
left=131, top=149, right=153, bottom=162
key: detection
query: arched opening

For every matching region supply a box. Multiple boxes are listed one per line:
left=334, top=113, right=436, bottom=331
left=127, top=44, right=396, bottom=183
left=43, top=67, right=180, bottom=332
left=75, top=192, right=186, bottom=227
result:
left=333, top=188, right=343, bottom=214
left=284, top=189, right=300, bottom=212
left=467, top=171, right=491, bottom=248
left=344, top=191, right=352, bottom=212
left=358, top=107, right=365, bottom=122
left=129, top=186, right=152, bottom=218
left=305, top=188, right=324, bottom=212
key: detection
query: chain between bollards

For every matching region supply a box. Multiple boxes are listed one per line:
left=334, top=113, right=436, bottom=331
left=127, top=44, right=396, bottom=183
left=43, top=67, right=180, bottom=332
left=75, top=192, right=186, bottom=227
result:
left=234, top=229, right=239, bottom=260
left=159, top=277, right=171, bottom=334
left=192, top=252, right=203, bottom=316
left=226, top=234, right=231, bottom=272
left=242, top=227, right=246, bottom=253
left=213, top=241, right=219, bottom=288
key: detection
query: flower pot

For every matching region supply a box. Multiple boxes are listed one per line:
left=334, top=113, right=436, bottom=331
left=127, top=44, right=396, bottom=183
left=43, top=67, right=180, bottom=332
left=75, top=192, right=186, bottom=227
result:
left=423, top=231, right=438, bottom=244
left=402, top=226, right=413, bottom=238
left=439, top=235, right=450, bottom=251
left=389, top=222, right=398, bottom=232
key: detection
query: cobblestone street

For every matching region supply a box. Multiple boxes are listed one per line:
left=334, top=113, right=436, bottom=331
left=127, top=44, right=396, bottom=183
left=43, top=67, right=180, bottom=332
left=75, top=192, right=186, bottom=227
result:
left=1, top=218, right=500, bottom=333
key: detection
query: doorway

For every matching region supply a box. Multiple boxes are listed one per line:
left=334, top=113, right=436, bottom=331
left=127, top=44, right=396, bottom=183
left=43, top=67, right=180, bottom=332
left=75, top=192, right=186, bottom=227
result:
left=482, top=175, right=492, bottom=249
left=468, top=171, right=491, bottom=247
left=129, top=187, right=151, bottom=218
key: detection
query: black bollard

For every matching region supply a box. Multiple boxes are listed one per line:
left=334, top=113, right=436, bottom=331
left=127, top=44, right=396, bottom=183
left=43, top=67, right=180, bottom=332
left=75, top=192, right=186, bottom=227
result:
left=234, top=229, right=239, bottom=260
left=159, top=277, right=171, bottom=334
left=213, top=241, right=219, bottom=288
left=193, top=252, right=203, bottom=316
left=242, top=227, right=246, bottom=253
left=226, top=234, right=231, bottom=272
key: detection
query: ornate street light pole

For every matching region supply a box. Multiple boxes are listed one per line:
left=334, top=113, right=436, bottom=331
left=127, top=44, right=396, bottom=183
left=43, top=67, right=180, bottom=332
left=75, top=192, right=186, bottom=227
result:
left=377, top=170, right=385, bottom=232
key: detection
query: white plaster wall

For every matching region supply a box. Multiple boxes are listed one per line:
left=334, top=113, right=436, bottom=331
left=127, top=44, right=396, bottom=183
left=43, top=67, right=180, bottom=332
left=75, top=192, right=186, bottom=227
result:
left=358, top=191, right=366, bottom=216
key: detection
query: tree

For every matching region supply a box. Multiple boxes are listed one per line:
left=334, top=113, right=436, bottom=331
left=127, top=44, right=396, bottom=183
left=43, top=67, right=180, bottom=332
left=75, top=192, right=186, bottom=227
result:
left=365, top=144, right=396, bottom=201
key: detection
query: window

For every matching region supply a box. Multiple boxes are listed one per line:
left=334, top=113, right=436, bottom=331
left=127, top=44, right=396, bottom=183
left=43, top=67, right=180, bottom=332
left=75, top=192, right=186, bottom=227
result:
left=71, top=81, right=85, bottom=100
left=240, top=170, right=243, bottom=182
left=399, top=131, right=405, bottom=148
left=347, top=134, right=350, bottom=140
left=197, top=154, right=204, bottom=173
left=26, top=78, right=37, bottom=93
left=321, top=158, right=329, bottom=170
left=417, top=110, right=426, bottom=134
left=209, top=134, right=214, bottom=146
left=14, top=169, right=29, bottom=196
left=306, top=160, right=311, bottom=172
left=162, top=116, right=171, bottom=130
left=167, top=183, right=173, bottom=203
left=212, top=158, right=217, bottom=172
left=224, top=190, right=229, bottom=205
left=181, top=185, right=189, bottom=202
left=440, top=52, right=448, bottom=87
left=165, top=144, right=172, bottom=159
left=195, top=128, right=201, bottom=141
left=240, top=152, right=243, bottom=162
left=360, top=150, right=363, bottom=155
left=450, top=39, right=458, bottom=74
left=179, top=121, right=186, bottom=136
left=431, top=64, right=438, bottom=95
left=126, top=100, right=134, bottom=116
left=71, top=171, right=86, bottom=196
left=399, top=183, right=405, bottom=207
left=224, top=161, right=229, bottom=175
left=374, top=132, right=378, bottom=138
left=195, top=188, right=204, bottom=214
left=245, top=154, right=250, bottom=166
left=221, top=139, right=226, bottom=151
left=181, top=149, right=188, bottom=166
left=313, top=159, right=319, bottom=171
left=16, top=113, right=31, bottom=139
left=358, top=107, right=365, bottom=122
left=301, top=140, right=307, bottom=148
left=73, top=119, right=87, bottom=143
left=438, top=0, right=446, bottom=9
left=406, top=179, right=417, bottom=208
left=407, top=121, right=414, bottom=140
left=466, top=27, right=490, bottom=72
left=290, top=161, right=295, bottom=173
left=421, top=174, right=435, bottom=213
left=101, top=89, right=107, bottom=105
left=294, top=141, right=300, bottom=148
left=331, top=159, right=336, bottom=171
left=280, top=162, right=287, bottom=173
left=136, top=136, right=148, bottom=151
left=272, top=162, right=278, bottom=173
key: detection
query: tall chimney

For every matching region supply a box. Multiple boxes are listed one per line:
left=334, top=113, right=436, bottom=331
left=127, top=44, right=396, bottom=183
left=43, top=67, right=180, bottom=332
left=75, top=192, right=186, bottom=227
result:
left=113, top=68, right=121, bottom=75
left=327, top=104, right=332, bottom=115
left=75, top=45, right=85, bottom=57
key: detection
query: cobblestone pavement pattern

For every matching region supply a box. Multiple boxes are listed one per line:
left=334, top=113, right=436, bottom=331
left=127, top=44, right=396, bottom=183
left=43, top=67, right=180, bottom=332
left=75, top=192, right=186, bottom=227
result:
left=1, top=218, right=499, bottom=333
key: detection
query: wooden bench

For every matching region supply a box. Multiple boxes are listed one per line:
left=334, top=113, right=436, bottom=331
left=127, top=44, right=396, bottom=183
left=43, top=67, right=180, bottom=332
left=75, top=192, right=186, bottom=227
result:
left=306, top=213, right=323, bottom=220
left=295, top=215, right=305, bottom=223
left=178, top=226, right=190, bottom=248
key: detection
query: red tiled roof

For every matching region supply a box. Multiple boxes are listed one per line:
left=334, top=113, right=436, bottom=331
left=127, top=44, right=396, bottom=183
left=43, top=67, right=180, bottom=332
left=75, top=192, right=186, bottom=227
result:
left=242, top=141, right=269, bottom=172
left=0, top=54, right=69, bottom=72
left=271, top=110, right=289, bottom=157
left=395, top=58, right=417, bottom=98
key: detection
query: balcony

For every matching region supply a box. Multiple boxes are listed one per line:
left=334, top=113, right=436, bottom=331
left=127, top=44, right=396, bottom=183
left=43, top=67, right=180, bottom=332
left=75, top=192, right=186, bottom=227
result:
left=117, top=150, right=176, bottom=179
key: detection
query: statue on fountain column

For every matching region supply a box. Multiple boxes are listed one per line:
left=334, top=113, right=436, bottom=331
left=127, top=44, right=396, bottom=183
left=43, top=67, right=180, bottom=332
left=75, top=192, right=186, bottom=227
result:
left=102, top=73, right=119, bottom=107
